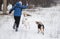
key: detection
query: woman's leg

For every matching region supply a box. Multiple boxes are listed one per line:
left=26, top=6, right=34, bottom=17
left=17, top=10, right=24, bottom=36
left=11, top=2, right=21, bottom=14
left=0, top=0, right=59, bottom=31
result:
left=13, top=16, right=17, bottom=29
left=13, top=23, right=16, bottom=29
left=15, top=16, right=21, bottom=31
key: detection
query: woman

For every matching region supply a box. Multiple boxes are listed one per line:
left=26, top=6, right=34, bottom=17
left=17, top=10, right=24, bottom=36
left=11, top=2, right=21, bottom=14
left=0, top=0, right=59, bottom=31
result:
left=9, top=1, right=28, bottom=32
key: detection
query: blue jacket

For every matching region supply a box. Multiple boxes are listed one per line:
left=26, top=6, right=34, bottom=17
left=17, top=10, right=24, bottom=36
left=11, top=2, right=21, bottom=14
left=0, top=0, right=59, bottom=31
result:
left=9, top=2, right=28, bottom=16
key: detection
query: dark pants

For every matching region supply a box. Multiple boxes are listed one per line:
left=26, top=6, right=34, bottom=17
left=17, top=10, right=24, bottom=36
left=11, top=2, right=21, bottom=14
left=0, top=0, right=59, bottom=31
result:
left=14, top=16, right=21, bottom=28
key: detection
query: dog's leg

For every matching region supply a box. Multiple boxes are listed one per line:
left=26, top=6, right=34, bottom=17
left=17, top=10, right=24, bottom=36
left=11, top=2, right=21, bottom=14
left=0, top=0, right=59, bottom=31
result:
left=24, top=23, right=27, bottom=29
left=40, top=26, right=44, bottom=35
left=41, top=29, right=44, bottom=35
left=28, top=22, right=30, bottom=29
left=38, top=29, right=40, bottom=33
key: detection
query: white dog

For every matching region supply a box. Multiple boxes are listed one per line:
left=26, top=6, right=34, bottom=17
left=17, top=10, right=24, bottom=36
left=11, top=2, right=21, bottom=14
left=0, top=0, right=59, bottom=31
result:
left=22, top=12, right=31, bottom=29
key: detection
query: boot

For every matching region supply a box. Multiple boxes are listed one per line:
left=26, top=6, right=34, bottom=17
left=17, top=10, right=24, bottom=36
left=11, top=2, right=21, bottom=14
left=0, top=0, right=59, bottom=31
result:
left=13, top=25, right=15, bottom=29
left=15, top=27, right=18, bottom=32
left=13, top=23, right=16, bottom=29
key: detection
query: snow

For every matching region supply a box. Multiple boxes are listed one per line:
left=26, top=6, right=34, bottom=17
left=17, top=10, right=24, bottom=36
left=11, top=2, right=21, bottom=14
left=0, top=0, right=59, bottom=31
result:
left=0, top=5, right=60, bottom=39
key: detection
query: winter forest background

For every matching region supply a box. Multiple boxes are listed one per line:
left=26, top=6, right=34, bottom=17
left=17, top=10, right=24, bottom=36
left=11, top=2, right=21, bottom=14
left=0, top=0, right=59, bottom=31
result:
left=0, top=0, right=60, bottom=11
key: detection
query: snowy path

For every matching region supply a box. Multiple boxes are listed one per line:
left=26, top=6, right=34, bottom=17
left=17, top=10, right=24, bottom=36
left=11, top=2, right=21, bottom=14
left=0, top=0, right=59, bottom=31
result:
left=0, top=15, right=47, bottom=39
left=0, top=6, right=60, bottom=39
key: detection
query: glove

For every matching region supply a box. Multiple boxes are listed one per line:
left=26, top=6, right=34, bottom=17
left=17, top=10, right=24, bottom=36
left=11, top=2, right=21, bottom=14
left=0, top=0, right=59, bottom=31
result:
left=9, top=9, right=13, bottom=14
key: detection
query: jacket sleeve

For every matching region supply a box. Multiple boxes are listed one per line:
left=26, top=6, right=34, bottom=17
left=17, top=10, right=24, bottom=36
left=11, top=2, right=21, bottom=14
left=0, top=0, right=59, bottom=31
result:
left=19, top=5, right=28, bottom=9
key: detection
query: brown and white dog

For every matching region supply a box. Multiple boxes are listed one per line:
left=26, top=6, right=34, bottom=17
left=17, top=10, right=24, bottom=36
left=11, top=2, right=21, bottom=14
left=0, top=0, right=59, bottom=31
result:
left=22, top=12, right=31, bottom=29
left=36, top=21, right=44, bottom=35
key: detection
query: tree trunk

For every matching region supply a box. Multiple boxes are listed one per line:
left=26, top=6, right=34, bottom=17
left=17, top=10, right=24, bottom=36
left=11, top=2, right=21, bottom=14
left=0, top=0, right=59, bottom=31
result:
left=3, top=0, right=7, bottom=14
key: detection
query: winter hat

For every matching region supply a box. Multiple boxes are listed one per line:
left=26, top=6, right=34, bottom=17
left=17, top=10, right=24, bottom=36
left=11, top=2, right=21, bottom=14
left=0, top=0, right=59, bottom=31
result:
left=19, top=1, right=22, bottom=5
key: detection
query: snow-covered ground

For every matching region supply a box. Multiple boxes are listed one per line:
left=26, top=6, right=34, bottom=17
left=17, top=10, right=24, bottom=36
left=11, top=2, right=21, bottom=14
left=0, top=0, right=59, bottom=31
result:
left=0, top=5, right=60, bottom=39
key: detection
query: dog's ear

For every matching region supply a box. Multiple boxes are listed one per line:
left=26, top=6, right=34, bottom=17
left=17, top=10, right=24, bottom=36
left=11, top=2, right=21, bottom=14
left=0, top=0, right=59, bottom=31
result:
left=36, top=21, right=39, bottom=24
left=27, top=14, right=31, bottom=16
left=23, top=12, right=31, bottom=17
